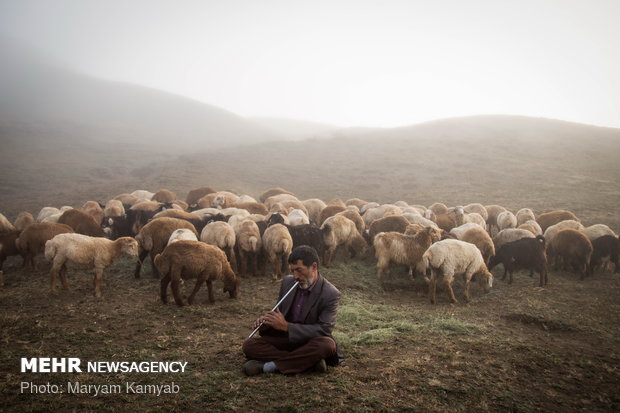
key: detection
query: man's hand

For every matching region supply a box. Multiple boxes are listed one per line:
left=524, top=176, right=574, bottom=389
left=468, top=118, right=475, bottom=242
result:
left=261, top=309, right=289, bottom=332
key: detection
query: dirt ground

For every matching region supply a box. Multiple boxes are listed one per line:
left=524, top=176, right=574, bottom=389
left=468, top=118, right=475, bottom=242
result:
left=1, top=119, right=620, bottom=412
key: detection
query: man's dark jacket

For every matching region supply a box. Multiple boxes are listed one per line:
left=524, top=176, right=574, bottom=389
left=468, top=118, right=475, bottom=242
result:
left=262, top=273, right=343, bottom=366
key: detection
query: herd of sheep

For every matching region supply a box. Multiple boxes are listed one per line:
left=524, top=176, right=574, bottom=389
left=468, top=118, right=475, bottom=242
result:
left=0, top=186, right=618, bottom=305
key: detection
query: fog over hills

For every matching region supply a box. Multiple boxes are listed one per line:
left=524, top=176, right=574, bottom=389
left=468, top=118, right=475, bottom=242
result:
left=0, top=37, right=280, bottom=150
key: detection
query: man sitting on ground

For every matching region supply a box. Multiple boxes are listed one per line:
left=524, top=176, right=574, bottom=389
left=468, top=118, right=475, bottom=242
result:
left=242, top=245, right=342, bottom=375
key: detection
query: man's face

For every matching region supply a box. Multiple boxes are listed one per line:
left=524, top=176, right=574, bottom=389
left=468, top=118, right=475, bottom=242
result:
left=289, top=259, right=318, bottom=289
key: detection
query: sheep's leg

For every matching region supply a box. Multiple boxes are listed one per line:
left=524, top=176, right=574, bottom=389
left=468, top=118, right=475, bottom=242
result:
left=59, top=263, right=70, bottom=291
left=50, top=262, right=60, bottom=294
left=150, top=253, right=160, bottom=279
left=188, top=278, right=205, bottom=305
left=227, top=247, right=238, bottom=274
left=93, top=268, right=104, bottom=298
left=444, top=273, right=458, bottom=303
left=160, top=274, right=171, bottom=303
left=281, top=253, right=290, bottom=277
left=171, top=269, right=184, bottom=306
left=428, top=270, right=438, bottom=304
left=238, top=250, right=247, bottom=277
left=250, top=252, right=258, bottom=276
left=206, top=279, right=215, bottom=304
left=134, top=249, right=149, bottom=278
left=463, top=275, right=471, bottom=303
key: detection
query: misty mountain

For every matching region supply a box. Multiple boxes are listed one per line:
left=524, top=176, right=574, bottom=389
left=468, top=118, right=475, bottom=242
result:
left=0, top=37, right=279, bottom=150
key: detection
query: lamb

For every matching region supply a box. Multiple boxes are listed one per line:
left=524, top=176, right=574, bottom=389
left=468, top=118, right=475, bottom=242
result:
left=460, top=226, right=495, bottom=267
left=0, top=213, right=17, bottom=233
left=185, top=186, right=217, bottom=208
left=434, top=212, right=457, bottom=232
left=212, top=191, right=240, bottom=209
left=374, top=226, right=441, bottom=282
left=134, top=217, right=198, bottom=278
left=81, top=201, right=105, bottom=226
left=288, top=209, right=310, bottom=226
left=36, top=207, right=62, bottom=223
left=590, top=235, right=619, bottom=273
left=195, top=193, right=217, bottom=209
left=58, top=209, right=106, bottom=237
left=320, top=215, right=368, bottom=267
left=262, top=223, right=293, bottom=280
left=421, top=239, right=494, bottom=304
left=493, top=228, right=535, bottom=250
left=404, top=214, right=439, bottom=230
left=536, top=210, right=580, bottom=233
left=167, top=229, right=198, bottom=245
left=302, top=198, right=327, bottom=225
left=235, top=220, right=263, bottom=277
left=362, top=204, right=402, bottom=227
left=200, top=221, right=238, bottom=270
left=13, top=212, right=35, bottom=232
left=259, top=187, right=296, bottom=203
left=152, top=189, right=177, bottom=203
left=127, top=200, right=169, bottom=235
left=16, top=222, right=75, bottom=270
left=155, top=240, right=239, bottom=306
left=449, top=223, right=485, bottom=240
left=547, top=228, right=593, bottom=279
left=488, top=236, right=548, bottom=286
left=45, top=233, right=138, bottom=297
left=496, top=211, right=517, bottom=231
left=516, top=208, right=536, bottom=226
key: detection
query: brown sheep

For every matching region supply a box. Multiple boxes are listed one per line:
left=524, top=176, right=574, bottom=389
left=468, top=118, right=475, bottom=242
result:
left=233, top=202, right=269, bottom=215
left=547, top=228, right=593, bottom=279
left=196, top=193, right=218, bottom=209
left=318, top=205, right=347, bottom=226
left=0, top=230, right=22, bottom=271
left=186, top=186, right=217, bottom=207
left=134, top=217, right=198, bottom=278
left=536, top=210, right=580, bottom=233
left=0, top=212, right=17, bottom=233
left=460, top=227, right=495, bottom=267
left=365, top=215, right=410, bottom=245
left=45, top=234, right=138, bottom=297
left=58, top=209, right=105, bottom=237
left=15, top=222, right=75, bottom=270
left=374, top=226, right=442, bottom=282
left=434, top=212, right=457, bottom=232
left=336, top=209, right=365, bottom=235
left=345, top=198, right=369, bottom=211
left=301, top=198, right=327, bottom=225
left=259, top=187, right=296, bottom=203
left=112, top=193, right=141, bottom=209
left=155, top=240, right=240, bottom=306
left=327, top=197, right=347, bottom=208
left=485, top=204, right=508, bottom=235
left=13, top=212, right=35, bottom=232
left=262, top=224, right=293, bottom=280
left=81, top=201, right=105, bottom=226
left=152, top=189, right=177, bottom=203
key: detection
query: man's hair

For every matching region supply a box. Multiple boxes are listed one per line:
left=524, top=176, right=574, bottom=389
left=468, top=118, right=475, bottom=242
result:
left=288, top=245, right=320, bottom=268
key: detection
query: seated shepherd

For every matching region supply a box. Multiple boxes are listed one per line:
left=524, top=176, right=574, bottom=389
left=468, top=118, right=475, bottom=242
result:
left=242, top=245, right=343, bottom=375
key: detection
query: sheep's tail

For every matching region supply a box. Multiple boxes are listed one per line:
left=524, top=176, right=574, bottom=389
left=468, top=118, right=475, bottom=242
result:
left=420, top=250, right=432, bottom=283
left=249, top=236, right=259, bottom=253
left=44, top=239, right=57, bottom=261
left=279, top=238, right=292, bottom=254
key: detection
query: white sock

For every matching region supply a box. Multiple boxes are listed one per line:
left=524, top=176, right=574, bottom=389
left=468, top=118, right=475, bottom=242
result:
left=262, top=361, right=278, bottom=373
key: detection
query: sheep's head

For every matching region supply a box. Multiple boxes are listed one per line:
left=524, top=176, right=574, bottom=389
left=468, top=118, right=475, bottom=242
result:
left=223, top=275, right=240, bottom=299
left=118, top=237, right=139, bottom=258
left=479, top=269, right=493, bottom=293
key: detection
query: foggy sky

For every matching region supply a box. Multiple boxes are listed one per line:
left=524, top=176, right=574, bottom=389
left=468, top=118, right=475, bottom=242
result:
left=1, top=0, right=619, bottom=128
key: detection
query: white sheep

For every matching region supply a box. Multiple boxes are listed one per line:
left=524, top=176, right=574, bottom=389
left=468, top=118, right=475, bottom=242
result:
left=200, top=221, right=237, bottom=272
left=302, top=198, right=327, bottom=225
left=287, top=209, right=310, bottom=226
left=454, top=207, right=486, bottom=229
left=421, top=239, right=493, bottom=304
left=581, top=224, right=617, bottom=241
left=104, top=199, right=126, bottom=217
left=235, top=220, right=262, bottom=276
left=518, top=219, right=543, bottom=236
left=497, top=211, right=517, bottom=231
left=131, top=190, right=155, bottom=201
left=45, top=233, right=138, bottom=297
left=463, top=203, right=489, bottom=221
left=516, top=208, right=536, bottom=226
left=362, top=204, right=402, bottom=227
left=262, top=223, right=293, bottom=280
left=36, top=207, right=61, bottom=223
left=321, top=215, right=367, bottom=267
left=543, top=220, right=585, bottom=245
left=449, top=223, right=484, bottom=240
left=0, top=213, right=17, bottom=233
left=167, top=229, right=199, bottom=245
left=493, top=228, right=535, bottom=249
